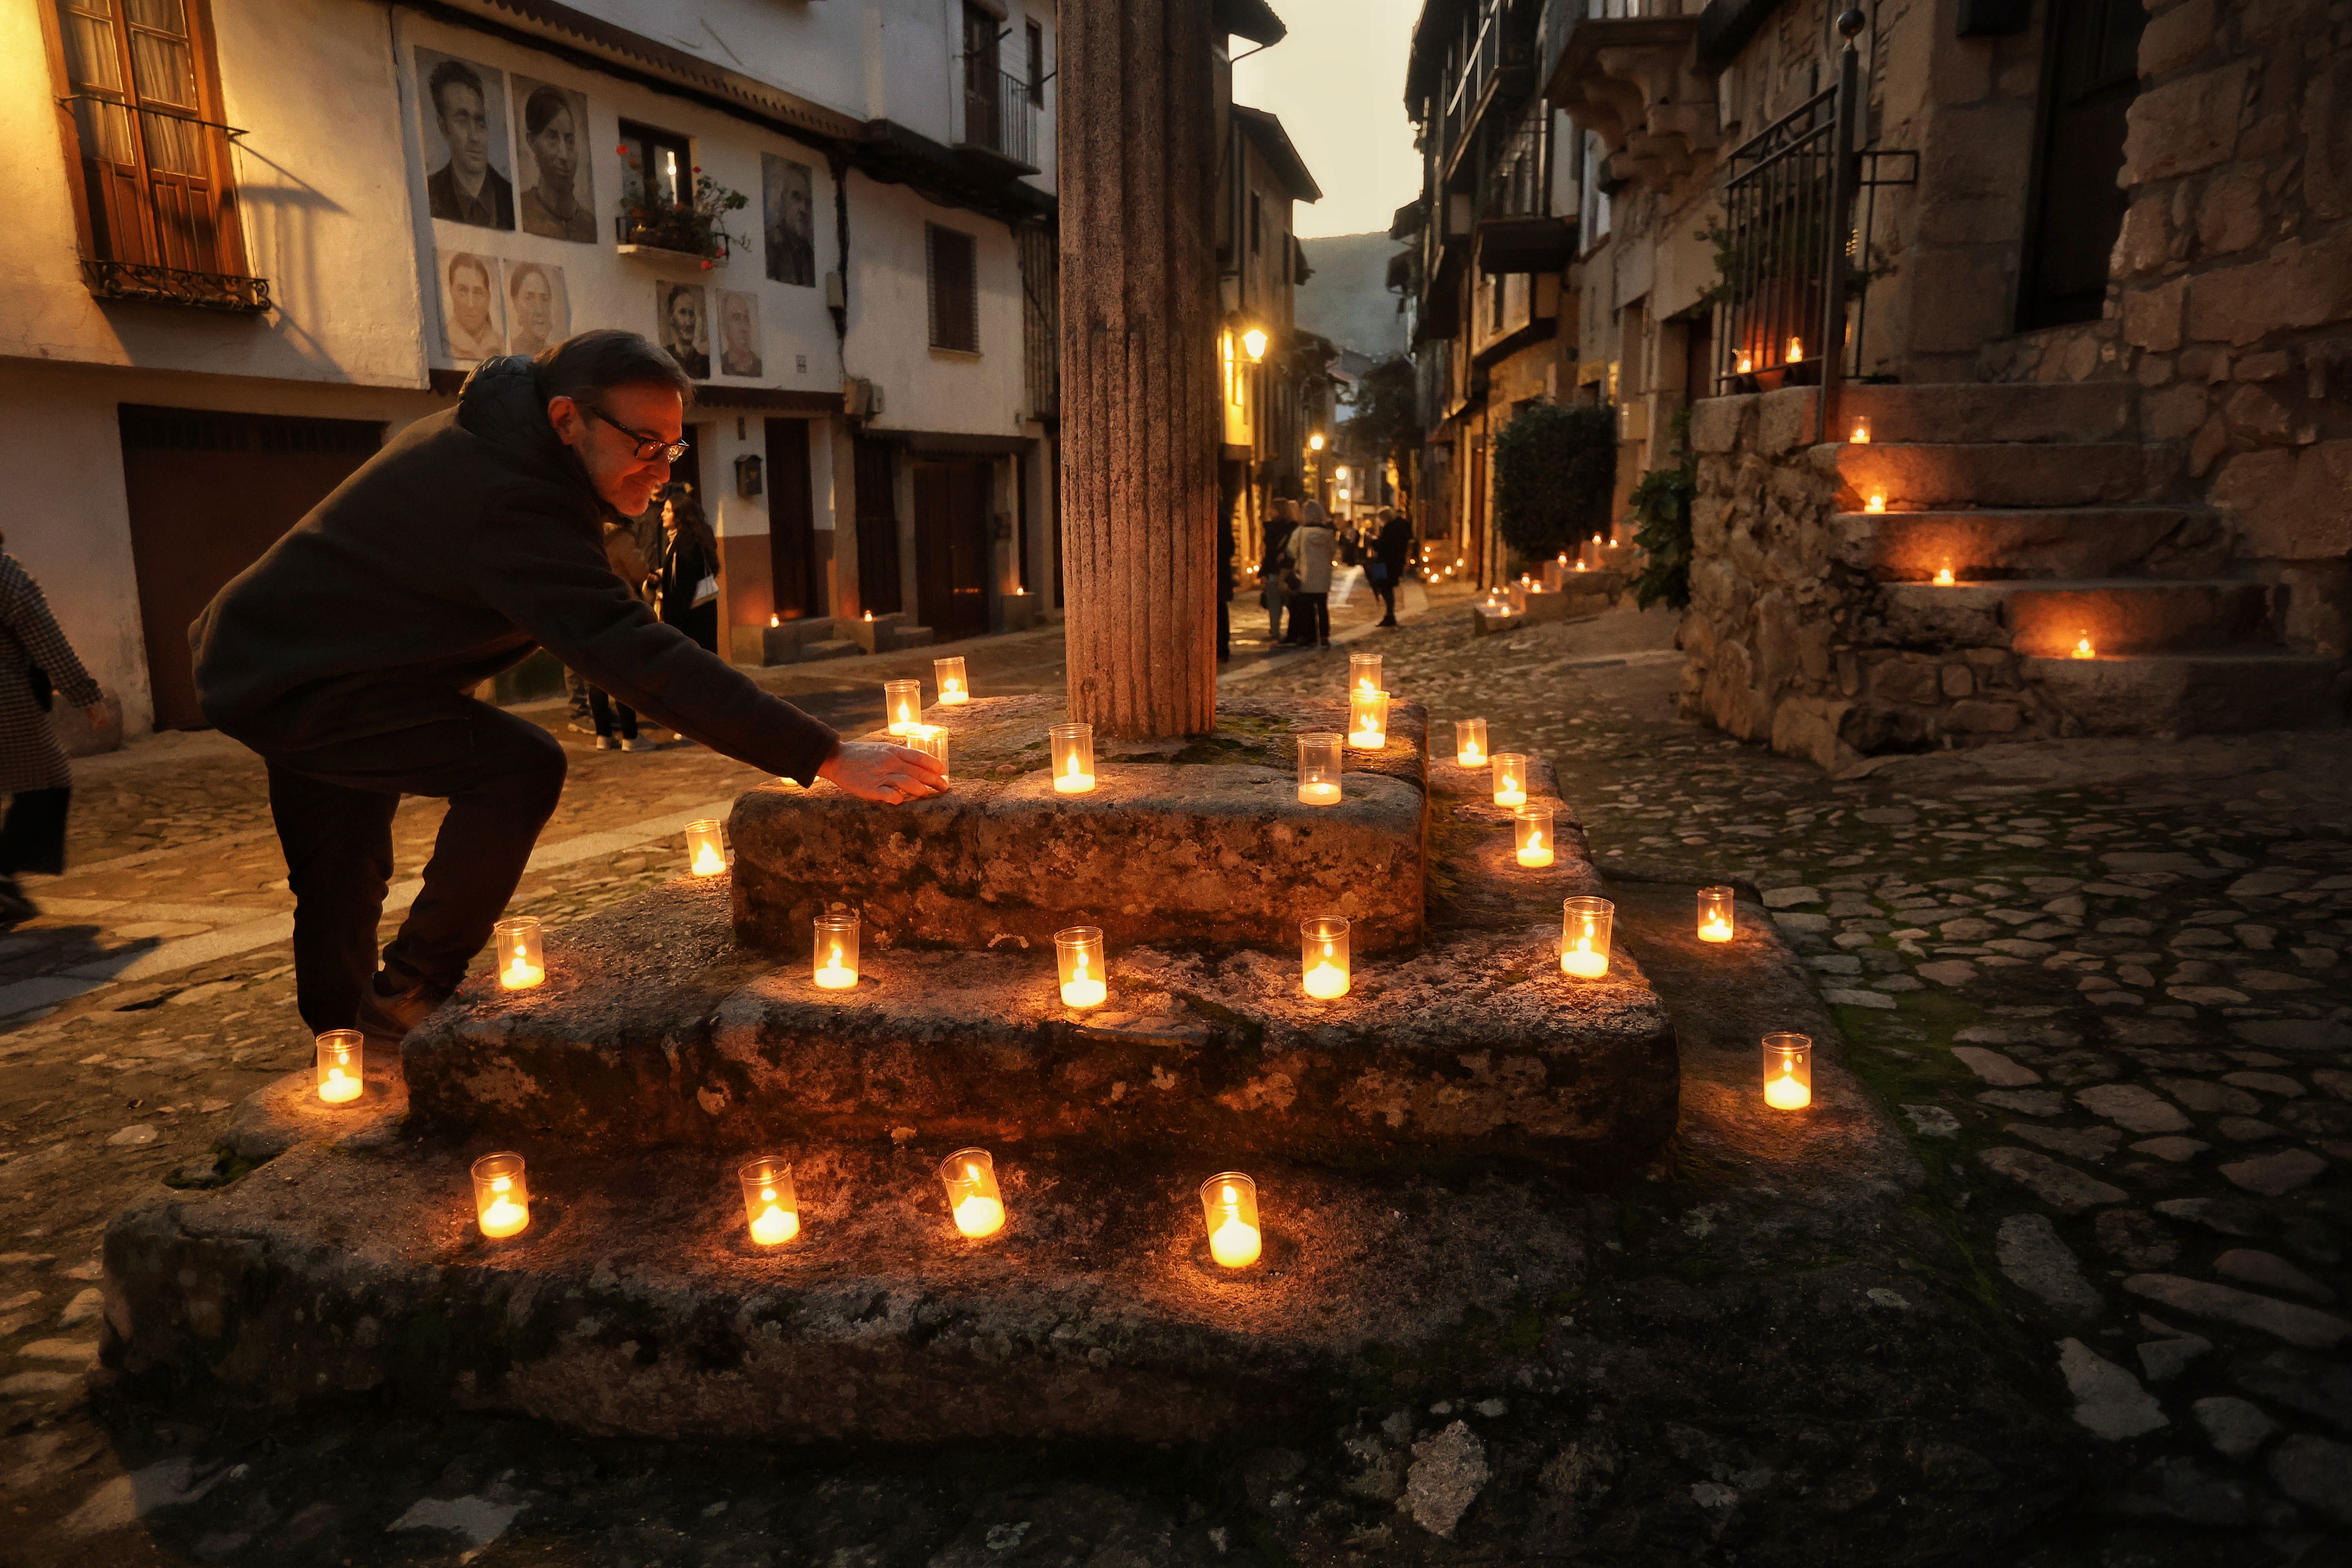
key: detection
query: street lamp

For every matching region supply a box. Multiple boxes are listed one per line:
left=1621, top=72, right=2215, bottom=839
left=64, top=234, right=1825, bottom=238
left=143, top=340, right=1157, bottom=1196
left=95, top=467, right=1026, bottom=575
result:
left=1308, top=433, right=1325, bottom=452
left=1240, top=326, right=1268, bottom=363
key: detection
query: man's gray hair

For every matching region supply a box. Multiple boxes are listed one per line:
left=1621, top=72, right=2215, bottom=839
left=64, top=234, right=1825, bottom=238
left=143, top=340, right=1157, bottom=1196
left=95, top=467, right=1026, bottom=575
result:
left=533, top=330, right=695, bottom=407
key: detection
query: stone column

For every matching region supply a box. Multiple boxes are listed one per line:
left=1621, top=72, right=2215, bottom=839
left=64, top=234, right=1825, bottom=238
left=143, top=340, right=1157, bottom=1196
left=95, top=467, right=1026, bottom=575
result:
left=1058, top=0, right=1220, bottom=738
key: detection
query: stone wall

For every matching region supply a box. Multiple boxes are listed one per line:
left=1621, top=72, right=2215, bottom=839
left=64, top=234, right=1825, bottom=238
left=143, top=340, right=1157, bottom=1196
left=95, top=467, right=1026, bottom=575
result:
left=1982, top=0, right=2352, bottom=660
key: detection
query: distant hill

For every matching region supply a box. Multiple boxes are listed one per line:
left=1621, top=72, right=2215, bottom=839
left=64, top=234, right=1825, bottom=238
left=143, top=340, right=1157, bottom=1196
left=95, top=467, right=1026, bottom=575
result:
left=1297, top=232, right=1409, bottom=361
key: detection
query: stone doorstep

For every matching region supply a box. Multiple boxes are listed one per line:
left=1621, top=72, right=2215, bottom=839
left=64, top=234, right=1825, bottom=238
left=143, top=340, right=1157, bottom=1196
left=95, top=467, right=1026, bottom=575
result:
left=1826, top=441, right=2171, bottom=510
left=729, top=693, right=1434, bottom=958
left=1879, top=579, right=2274, bottom=657
left=402, top=883, right=1678, bottom=1171
left=2021, top=652, right=2344, bottom=737
left=1831, top=508, right=2222, bottom=583
left=100, top=1138, right=1587, bottom=1444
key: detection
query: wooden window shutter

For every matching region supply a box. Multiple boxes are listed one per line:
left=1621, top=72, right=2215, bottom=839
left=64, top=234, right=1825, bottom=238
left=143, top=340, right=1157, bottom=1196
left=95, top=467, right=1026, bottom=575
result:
left=927, top=224, right=978, bottom=353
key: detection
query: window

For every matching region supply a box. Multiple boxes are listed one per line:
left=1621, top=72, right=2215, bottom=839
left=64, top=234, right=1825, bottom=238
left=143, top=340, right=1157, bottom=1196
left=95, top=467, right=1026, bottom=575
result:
left=1026, top=20, right=1045, bottom=107
left=961, top=4, right=1005, bottom=154
left=927, top=223, right=979, bottom=353
left=43, top=0, right=262, bottom=309
left=618, top=120, right=691, bottom=211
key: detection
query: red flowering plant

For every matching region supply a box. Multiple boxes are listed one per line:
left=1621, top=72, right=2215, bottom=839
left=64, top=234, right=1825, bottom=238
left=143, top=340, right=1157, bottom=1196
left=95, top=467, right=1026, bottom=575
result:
left=615, top=163, right=748, bottom=263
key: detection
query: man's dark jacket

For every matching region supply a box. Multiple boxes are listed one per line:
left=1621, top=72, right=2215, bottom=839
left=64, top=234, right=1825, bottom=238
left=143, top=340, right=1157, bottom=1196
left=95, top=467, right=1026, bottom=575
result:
left=189, top=357, right=838, bottom=784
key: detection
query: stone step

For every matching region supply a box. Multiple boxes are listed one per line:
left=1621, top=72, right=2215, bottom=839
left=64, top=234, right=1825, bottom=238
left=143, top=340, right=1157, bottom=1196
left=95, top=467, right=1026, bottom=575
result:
left=1829, top=507, right=2229, bottom=582
left=1836, top=382, right=2136, bottom=445
left=1881, top=578, right=2276, bottom=657
left=1828, top=442, right=2178, bottom=509
left=2025, top=651, right=2345, bottom=737
left=100, top=1135, right=1589, bottom=1444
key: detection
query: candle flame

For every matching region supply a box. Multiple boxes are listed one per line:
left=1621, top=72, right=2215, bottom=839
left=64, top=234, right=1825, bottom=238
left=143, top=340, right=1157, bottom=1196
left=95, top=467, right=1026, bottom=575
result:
left=2073, top=633, right=2095, bottom=659
left=965, top=1162, right=980, bottom=1182
left=1528, top=830, right=1543, bottom=851
left=760, top=1187, right=776, bottom=1202
left=1737, top=352, right=1753, bottom=374
left=1221, top=1183, right=1238, bottom=1207
left=1851, top=423, right=1869, bottom=443
left=491, top=1176, right=510, bottom=1194
left=1787, top=336, right=1803, bottom=362
left=828, top=944, right=842, bottom=967
left=1065, top=754, right=1079, bottom=779
left=1074, top=952, right=1089, bottom=978
left=1864, top=492, right=1886, bottom=514
left=1933, top=566, right=1955, bottom=586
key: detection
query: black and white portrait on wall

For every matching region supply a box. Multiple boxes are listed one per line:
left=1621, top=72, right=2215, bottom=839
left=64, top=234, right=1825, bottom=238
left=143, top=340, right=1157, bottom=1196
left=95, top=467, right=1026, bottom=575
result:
left=514, top=75, right=596, bottom=243
left=762, top=154, right=815, bottom=287
left=715, top=289, right=762, bottom=377
left=437, top=250, right=505, bottom=361
left=657, top=282, right=710, bottom=379
left=417, top=47, right=514, bottom=230
left=506, top=261, right=569, bottom=356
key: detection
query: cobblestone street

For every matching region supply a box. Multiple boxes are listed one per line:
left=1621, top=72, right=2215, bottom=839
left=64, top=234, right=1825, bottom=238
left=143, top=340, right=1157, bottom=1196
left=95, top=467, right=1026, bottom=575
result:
left=2, top=596, right=2348, bottom=1564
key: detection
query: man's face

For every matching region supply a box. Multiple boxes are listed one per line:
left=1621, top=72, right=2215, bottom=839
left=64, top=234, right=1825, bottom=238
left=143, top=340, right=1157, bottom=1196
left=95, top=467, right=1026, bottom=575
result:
left=437, top=83, right=490, bottom=186
left=450, top=263, right=490, bottom=336
left=722, top=299, right=753, bottom=353
left=668, top=291, right=701, bottom=348
left=528, top=107, right=576, bottom=197
left=784, top=181, right=811, bottom=234
left=514, top=273, right=551, bottom=338
left=552, top=382, right=680, bottom=517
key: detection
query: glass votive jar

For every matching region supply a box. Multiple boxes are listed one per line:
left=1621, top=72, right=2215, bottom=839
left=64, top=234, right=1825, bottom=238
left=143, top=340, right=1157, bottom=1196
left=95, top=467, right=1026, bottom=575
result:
left=941, top=1147, right=1006, bottom=1238
left=314, top=1029, right=363, bottom=1106
left=812, top=911, right=860, bottom=989
left=1301, top=915, right=1351, bottom=999
left=1507, top=584, right=1528, bottom=614
left=1864, top=489, right=1887, bottom=514
left=1049, top=722, right=1095, bottom=793
left=1454, top=717, right=1487, bottom=767
left=738, top=1154, right=800, bottom=1246
left=1297, top=732, right=1343, bottom=805
left=686, top=818, right=727, bottom=877
left=471, top=1151, right=530, bottom=1239
left=494, top=916, right=544, bottom=990
left=933, top=655, right=969, bottom=704
left=1492, top=753, right=1528, bottom=807
left=1347, top=688, right=1388, bottom=750
left=1561, top=896, right=1613, bottom=979
left=906, top=723, right=949, bottom=781
left=1514, top=805, right=1555, bottom=867
left=1348, top=652, right=1382, bottom=697
left=1200, top=1172, right=1263, bottom=1269
left=1763, top=1032, right=1813, bottom=1111
left=1697, top=887, right=1736, bottom=943
left=1848, top=414, right=1872, bottom=444
left=1054, top=925, right=1107, bottom=1009
left=883, top=678, right=922, bottom=734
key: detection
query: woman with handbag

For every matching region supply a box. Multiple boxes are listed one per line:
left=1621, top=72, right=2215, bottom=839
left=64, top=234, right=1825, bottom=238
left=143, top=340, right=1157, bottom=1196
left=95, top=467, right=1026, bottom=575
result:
left=653, top=484, right=722, bottom=655
left=0, top=537, right=107, bottom=925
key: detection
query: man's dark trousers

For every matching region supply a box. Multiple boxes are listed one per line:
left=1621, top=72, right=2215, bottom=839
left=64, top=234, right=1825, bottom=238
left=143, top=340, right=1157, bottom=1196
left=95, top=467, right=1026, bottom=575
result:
left=264, top=696, right=566, bottom=1035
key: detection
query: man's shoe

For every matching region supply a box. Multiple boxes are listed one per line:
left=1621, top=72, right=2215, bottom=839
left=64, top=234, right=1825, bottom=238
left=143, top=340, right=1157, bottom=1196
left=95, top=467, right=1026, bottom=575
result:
left=356, top=972, right=448, bottom=1052
left=593, top=734, right=615, bottom=750
left=619, top=737, right=654, bottom=752
left=566, top=719, right=595, bottom=735
left=0, top=877, right=37, bottom=929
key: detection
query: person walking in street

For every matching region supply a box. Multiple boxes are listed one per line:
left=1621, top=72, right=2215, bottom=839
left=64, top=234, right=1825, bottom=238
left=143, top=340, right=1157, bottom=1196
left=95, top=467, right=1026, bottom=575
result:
left=653, top=485, right=721, bottom=655
left=589, top=518, right=655, bottom=752
left=0, top=540, right=108, bottom=926
left=191, top=330, right=944, bottom=1049
left=1372, top=506, right=1413, bottom=628
left=1285, top=501, right=1338, bottom=649
left=1258, top=498, right=1296, bottom=645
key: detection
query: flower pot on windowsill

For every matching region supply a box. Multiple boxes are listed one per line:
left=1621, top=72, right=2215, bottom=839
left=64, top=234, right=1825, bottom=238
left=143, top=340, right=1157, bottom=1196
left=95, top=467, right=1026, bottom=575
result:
left=613, top=214, right=730, bottom=269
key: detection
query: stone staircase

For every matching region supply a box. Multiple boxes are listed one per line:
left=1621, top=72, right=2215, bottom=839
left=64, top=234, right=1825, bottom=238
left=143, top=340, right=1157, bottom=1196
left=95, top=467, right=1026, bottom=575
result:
left=1822, top=382, right=2341, bottom=746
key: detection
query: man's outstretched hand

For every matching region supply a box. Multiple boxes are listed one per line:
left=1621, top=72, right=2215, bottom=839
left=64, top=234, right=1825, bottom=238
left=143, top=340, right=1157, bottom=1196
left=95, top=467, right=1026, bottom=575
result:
left=817, top=740, right=948, bottom=803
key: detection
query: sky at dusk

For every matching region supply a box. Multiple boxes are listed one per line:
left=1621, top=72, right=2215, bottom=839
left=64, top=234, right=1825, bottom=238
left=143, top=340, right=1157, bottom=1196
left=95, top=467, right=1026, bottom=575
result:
left=1232, top=0, right=1426, bottom=240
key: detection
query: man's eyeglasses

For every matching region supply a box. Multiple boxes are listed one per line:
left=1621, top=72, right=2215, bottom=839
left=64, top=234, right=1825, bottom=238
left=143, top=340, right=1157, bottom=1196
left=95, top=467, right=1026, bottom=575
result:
left=580, top=403, right=690, bottom=463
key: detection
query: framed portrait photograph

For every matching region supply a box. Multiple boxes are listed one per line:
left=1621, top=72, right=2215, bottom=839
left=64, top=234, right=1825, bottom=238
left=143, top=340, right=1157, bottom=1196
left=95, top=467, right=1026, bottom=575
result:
left=657, top=281, right=710, bottom=379
left=762, top=154, right=815, bottom=287
left=416, top=47, right=515, bottom=231
left=506, top=261, right=570, bottom=356
left=437, top=250, right=505, bottom=362
left=513, top=75, right=597, bottom=243
left=715, top=290, right=763, bottom=377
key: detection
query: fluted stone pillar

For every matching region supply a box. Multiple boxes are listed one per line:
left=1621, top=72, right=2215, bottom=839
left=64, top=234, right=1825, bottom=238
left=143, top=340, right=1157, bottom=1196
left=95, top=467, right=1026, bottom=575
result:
left=1058, top=0, right=1219, bottom=738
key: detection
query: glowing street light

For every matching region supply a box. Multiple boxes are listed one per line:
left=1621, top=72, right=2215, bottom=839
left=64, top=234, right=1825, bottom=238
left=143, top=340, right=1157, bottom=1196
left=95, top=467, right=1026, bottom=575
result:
left=1241, top=326, right=1268, bottom=363
left=1307, top=433, right=1325, bottom=452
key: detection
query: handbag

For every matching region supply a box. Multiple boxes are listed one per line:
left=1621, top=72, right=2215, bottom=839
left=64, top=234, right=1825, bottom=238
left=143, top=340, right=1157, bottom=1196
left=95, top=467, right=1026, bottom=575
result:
left=690, top=573, right=719, bottom=609
left=1366, top=560, right=1389, bottom=583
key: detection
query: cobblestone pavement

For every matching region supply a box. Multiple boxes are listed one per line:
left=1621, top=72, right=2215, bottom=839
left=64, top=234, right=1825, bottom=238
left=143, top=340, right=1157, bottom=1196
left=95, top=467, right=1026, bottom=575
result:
left=2, top=596, right=2349, bottom=1564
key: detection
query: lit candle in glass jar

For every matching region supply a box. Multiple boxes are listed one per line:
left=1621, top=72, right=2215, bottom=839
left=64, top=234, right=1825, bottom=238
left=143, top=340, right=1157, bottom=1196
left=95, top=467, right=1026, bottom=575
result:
left=1864, top=490, right=1886, bottom=514
left=494, top=916, right=544, bottom=990
left=686, top=818, right=727, bottom=877
left=2071, top=633, right=2096, bottom=660
left=1492, top=753, right=1527, bottom=807
left=1347, top=688, right=1388, bottom=750
left=1737, top=351, right=1754, bottom=375
left=933, top=655, right=969, bottom=705
left=1697, top=886, right=1736, bottom=943
left=1455, top=717, right=1487, bottom=767
left=1301, top=916, right=1351, bottom=999
left=1049, top=722, right=1095, bottom=793
left=812, top=911, right=860, bottom=990
left=1297, top=731, right=1343, bottom=805
left=314, top=1029, right=363, bottom=1105
left=905, top=723, right=949, bottom=782
left=1055, top=925, right=1107, bottom=1009
left=1762, top=1032, right=1812, bottom=1111
left=1786, top=336, right=1804, bottom=363
left=1514, top=805, right=1554, bottom=867
left=1200, top=1172, right=1262, bottom=1269
left=1348, top=652, right=1382, bottom=697
left=883, top=679, right=921, bottom=735
left=471, top=1151, right=530, bottom=1239
left=1933, top=564, right=1956, bottom=587
left=738, top=1155, right=800, bottom=1246
left=1560, top=896, right=1613, bottom=979
left=941, top=1148, right=1006, bottom=1238
left=1849, top=414, right=1871, bottom=444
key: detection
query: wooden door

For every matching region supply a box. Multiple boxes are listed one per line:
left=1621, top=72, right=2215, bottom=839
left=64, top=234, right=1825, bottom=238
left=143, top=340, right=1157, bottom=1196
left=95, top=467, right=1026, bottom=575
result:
left=764, top=417, right=820, bottom=618
left=851, top=436, right=901, bottom=614
left=118, top=405, right=381, bottom=730
left=913, top=458, right=992, bottom=643
left=2018, top=0, right=2147, bottom=330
